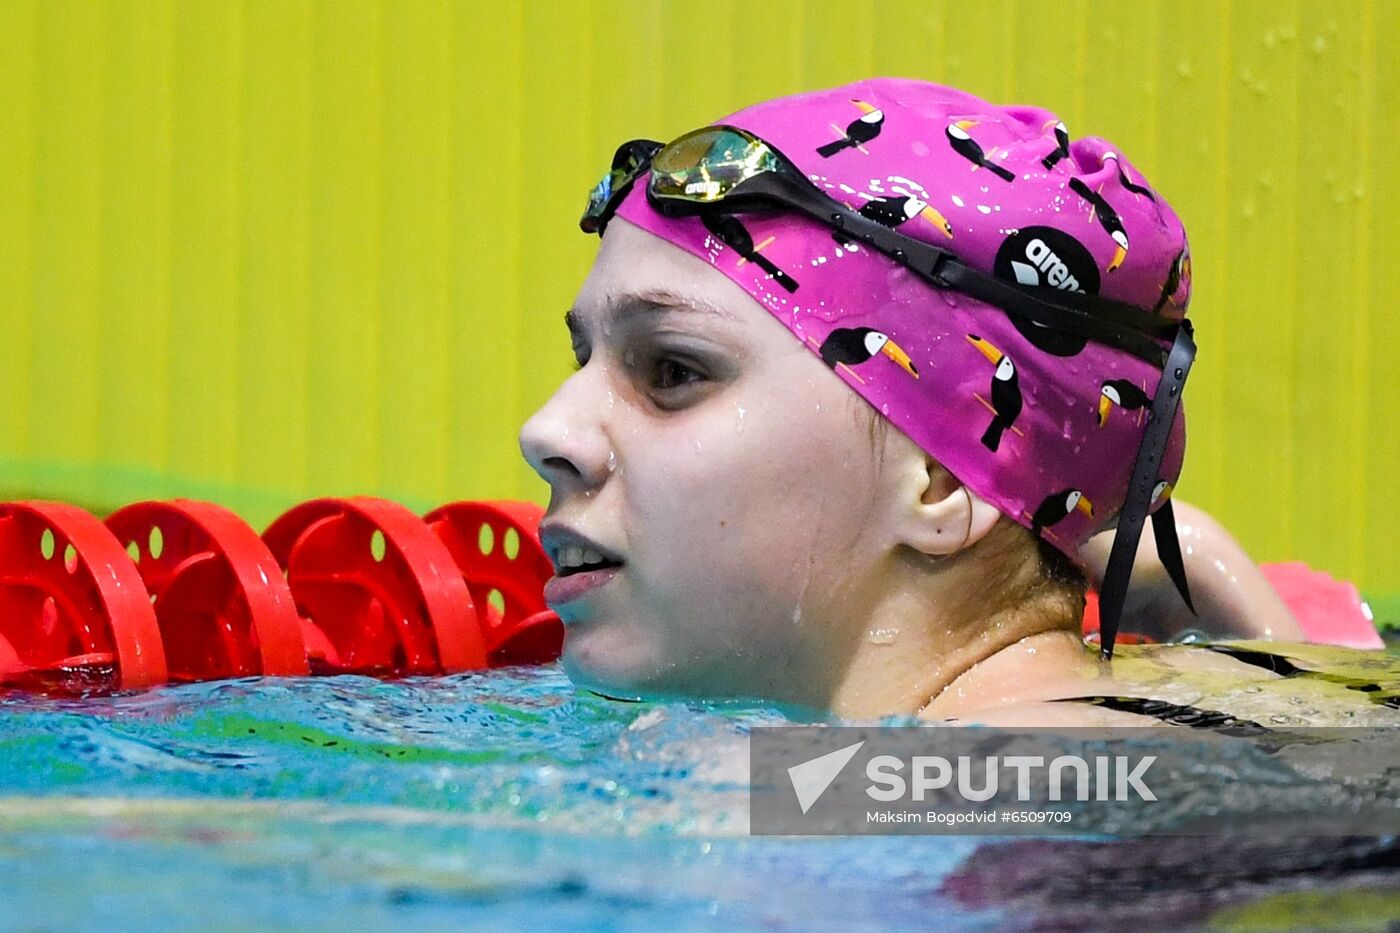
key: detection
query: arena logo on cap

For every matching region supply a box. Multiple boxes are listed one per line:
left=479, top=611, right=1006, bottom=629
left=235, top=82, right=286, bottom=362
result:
left=993, top=226, right=1101, bottom=356
left=995, top=225, right=1101, bottom=294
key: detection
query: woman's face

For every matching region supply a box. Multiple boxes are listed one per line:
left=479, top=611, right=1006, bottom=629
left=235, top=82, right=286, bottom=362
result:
left=519, top=219, right=897, bottom=703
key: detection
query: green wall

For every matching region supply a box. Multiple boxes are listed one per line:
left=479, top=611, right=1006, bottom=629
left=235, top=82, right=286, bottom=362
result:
left=1, top=0, right=1396, bottom=602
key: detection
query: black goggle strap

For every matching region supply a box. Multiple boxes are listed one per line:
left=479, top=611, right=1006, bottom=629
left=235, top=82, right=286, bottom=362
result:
left=635, top=131, right=1173, bottom=364
left=934, top=258, right=1171, bottom=367
left=1095, top=320, right=1197, bottom=659
left=1152, top=496, right=1196, bottom=615
left=743, top=171, right=1175, bottom=367
left=581, top=139, right=662, bottom=234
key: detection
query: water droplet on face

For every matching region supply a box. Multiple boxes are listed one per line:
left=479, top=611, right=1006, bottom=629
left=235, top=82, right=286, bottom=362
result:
left=693, top=438, right=703, bottom=453
left=735, top=405, right=747, bottom=433
left=606, top=449, right=618, bottom=473
left=868, top=627, right=898, bottom=645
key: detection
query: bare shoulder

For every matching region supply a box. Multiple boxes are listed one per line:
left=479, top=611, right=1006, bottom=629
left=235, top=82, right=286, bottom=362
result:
left=915, top=636, right=1288, bottom=727
left=1108, top=643, right=1284, bottom=685
left=925, top=701, right=1169, bottom=728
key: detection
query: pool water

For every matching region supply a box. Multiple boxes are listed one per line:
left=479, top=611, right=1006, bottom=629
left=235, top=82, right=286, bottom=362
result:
left=2, top=643, right=1399, bottom=932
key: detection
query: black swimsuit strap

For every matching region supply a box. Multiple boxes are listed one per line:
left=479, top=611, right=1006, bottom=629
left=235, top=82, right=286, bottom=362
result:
left=1060, top=695, right=1272, bottom=735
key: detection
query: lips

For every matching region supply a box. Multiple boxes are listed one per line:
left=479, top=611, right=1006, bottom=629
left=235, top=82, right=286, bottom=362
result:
left=543, top=565, right=621, bottom=606
left=538, top=522, right=625, bottom=607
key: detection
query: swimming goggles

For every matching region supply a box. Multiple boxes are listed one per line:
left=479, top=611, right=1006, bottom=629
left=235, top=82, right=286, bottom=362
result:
left=582, top=125, right=1180, bottom=367
left=580, top=125, right=1198, bottom=658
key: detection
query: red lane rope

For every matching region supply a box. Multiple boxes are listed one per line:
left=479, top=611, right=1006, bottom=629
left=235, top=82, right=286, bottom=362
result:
left=1, top=496, right=558, bottom=695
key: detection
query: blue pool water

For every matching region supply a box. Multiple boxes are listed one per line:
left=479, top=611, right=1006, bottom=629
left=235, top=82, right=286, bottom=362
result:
left=1, top=667, right=989, bottom=931
left=3, top=654, right=1400, bottom=931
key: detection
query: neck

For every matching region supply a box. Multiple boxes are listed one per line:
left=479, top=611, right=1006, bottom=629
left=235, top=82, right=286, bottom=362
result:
left=916, top=628, right=1103, bottom=719
left=820, top=542, right=1092, bottom=719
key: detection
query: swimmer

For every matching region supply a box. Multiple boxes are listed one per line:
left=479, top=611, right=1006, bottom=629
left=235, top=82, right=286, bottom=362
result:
left=520, top=79, right=1307, bottom=724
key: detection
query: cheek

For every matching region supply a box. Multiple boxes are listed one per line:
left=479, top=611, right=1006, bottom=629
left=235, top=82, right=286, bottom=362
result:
left=626, top=378, right=881, bottom=605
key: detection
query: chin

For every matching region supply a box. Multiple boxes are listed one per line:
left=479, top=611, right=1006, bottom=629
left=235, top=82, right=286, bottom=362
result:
left=559, top=619, right=658, bottom=695
left=559, top=620, right=716, bottom=700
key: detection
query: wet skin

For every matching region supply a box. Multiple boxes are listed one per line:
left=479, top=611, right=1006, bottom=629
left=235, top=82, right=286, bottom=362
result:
left=520, top=218, right=902, bottom=705
left=521, top=220, right=1315, bottom=722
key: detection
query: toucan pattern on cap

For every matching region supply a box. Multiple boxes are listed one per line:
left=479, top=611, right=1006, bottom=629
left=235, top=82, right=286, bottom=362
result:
left=614, top=78, right=1192, bottom=556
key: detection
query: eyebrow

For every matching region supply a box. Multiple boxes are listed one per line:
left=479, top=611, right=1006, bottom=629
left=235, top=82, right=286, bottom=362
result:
left=564, top=289, right=737, bottom=337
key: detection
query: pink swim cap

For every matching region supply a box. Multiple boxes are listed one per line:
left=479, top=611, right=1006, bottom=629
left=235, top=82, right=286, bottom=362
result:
left=597, top=78, right=1197, bottom=654
left=613, top=79, right=1192, bottom=551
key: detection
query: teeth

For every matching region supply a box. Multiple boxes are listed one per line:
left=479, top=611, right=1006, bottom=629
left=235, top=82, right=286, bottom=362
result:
left=557, top=545, right=608, bottom=570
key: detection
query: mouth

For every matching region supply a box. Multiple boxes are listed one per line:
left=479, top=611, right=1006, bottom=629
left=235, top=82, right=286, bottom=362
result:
left=543, top=562, right=623, bottom=607
left=538, top=524, right=626, bottom=607
left=553, top=548, right=624, bottom=577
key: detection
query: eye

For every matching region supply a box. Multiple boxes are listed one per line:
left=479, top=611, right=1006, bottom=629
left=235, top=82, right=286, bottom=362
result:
left=652, top=357, right=705, bottom=392
left=618, top=344, right=719, bottom=408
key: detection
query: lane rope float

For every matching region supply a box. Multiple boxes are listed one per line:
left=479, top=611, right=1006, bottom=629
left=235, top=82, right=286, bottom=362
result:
left=106, top=500, right=310, bottom=681
left=0, top=501, right=167, bottom=693
left=424, top=500, right=563, bottom=666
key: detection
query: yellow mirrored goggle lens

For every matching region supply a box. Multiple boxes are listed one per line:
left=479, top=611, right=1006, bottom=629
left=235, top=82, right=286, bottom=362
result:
left=650, top=127, right=781, bottom=203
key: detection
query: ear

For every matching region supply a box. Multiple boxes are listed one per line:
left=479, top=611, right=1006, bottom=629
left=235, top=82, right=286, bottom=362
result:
left=896, top=456, right=1001, bottom=558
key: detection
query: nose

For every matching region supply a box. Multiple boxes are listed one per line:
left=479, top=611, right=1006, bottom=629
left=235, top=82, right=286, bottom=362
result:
left=519, top=368, right=614, bottom=493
